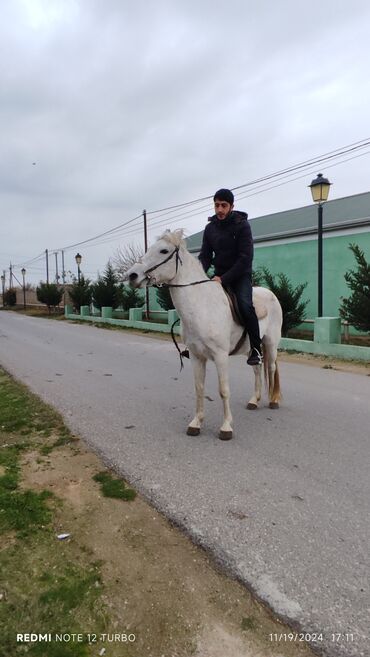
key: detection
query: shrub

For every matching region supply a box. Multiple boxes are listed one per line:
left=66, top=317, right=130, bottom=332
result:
left=340, top=243, right=370, bottom=333
left=120, top=286, right=144, bottom=311
left=91, top=262, right=120, bottom=310
left=36, top=283, right=64, bottom=313
left=156, top=286, right=175, bottom=311
left=252, top=269, right=264, bottom=286
left=68, top=276, right=92, bottom=312
left=262, top=268, right=309, bottom=336
left=3, top=289, right=17, bottom=307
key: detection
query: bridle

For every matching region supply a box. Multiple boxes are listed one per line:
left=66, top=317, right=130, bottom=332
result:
left=143, top=246, right=213, bottom=289
left=143, top=246, right=183, bottom=280
left=142, top=245, right=213, bottom=370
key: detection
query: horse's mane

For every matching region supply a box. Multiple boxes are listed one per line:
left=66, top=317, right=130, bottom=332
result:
left=158, top=229, right=187, bottom=249
left=158, top=229, right=206, bottom=276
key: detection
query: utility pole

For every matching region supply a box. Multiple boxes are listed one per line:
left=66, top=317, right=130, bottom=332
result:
left=9, top=263, right=13, bottom=288
left=54, top=252, right=59, bottom=285
left=45, top=249, right=49, bottom=284
left=61, top=250, right=66, bottom=284
left=143, top=209, right=150, bottom=320
left=1, top=270, right=5, bottom=304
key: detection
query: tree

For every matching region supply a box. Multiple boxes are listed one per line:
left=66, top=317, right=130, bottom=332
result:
left=340, top=243, right=370, bottom=333
left=120, top=286, right=145, bottom=311
left=36, top=283, right=64, bottom=313
left=91, top=262, right=120, bottom=310
left=252, top=268, right=264, bottom=286
left=3, top=289, right=16, bottom=307
left=68, top=275, right=92, bottom=312
left=113, top=243, right=144, bottom=281
left=156, top=286, right=175, bottom=310
left=262, top=268, right=309, bottom=336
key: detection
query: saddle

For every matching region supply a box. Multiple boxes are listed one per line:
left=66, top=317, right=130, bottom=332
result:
left=224, top=287, right=268, bottom=356
left=224, top=287, right=268, bottom=326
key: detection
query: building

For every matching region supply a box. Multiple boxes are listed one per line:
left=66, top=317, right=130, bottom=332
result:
left=186, top=190, right=370, bottom=318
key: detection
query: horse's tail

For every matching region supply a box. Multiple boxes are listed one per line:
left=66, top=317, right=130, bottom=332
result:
left=262, top=343, right=282, bottom=405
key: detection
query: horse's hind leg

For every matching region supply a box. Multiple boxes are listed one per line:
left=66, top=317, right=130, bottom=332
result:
left=187, top=355, right=206, bottom=436
left=246, top=364, right=262, bottom=410
left=264, top=340, right=281, bottom=409
left=214, top=353, right=233, bottom=440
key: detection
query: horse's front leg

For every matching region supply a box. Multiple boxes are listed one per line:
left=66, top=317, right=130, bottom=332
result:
left=186, top=355, right=206, bottom=436
left=214, top=353, right=233, bottom=440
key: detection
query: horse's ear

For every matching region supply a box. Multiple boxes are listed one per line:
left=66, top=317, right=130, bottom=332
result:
left=158, top=228, right=186, bottom=247
left=172, top=228, right=186, bottom=246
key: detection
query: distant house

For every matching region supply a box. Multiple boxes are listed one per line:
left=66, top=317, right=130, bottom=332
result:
left=186, top=191, right=370, bottom=318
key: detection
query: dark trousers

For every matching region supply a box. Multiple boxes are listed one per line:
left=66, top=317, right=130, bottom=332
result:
left=228, top=274, right=261, bottom=350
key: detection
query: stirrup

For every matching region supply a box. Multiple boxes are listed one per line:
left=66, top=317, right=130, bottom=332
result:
left=247, top=347, right=263, bottom=366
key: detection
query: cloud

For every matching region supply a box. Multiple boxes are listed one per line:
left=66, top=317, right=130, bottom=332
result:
left=1, top=0, right=370, bottom=281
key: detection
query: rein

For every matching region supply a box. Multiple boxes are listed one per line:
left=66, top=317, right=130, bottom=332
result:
left=170, top=318, right=189, bottom=370
left=144, top=246, right=213, bottom=288
left=143, top=245, right=212, bottom=369
left=155, top=279, right=212, bottom=288
left=144, top=246, right=182, bottom=276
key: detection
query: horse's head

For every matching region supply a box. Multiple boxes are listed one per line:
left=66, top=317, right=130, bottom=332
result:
left=127, top=229, right=186, bottom=288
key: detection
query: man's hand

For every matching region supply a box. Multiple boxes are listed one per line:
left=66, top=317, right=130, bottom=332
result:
left=212, top=276, right=222, bottom=284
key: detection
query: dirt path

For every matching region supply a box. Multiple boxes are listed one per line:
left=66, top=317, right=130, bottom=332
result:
left=277, top=350, right=370, bottom=375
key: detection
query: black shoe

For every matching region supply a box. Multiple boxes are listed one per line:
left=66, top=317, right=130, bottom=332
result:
left=247, top=347, right=263, bottom=366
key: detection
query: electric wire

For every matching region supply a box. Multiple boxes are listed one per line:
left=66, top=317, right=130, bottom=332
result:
left=46, top=145, right=370, bottom=251
left=147, top=137, right=370, bottom=215
left=5, top=137, right=370, bottom=274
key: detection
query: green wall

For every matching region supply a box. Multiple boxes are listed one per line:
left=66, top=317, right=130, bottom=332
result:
left=253, top=232, right=370, bottom=318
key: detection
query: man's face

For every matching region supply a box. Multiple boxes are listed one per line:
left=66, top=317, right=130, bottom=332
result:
left=214, top=199, right=233, bottom=220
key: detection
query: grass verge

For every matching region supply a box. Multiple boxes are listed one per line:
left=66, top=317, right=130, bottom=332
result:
left=0, top=367, right=317, bottom=657
left=0, top=369, right=113, bottom=656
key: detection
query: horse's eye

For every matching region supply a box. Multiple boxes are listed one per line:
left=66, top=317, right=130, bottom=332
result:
left=160, top=249, right=169, bottom=254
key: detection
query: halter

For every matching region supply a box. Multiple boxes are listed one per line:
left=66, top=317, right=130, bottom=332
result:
left=144, top=247, right=182, bottom=280
left=143, top=245, right=213, bottom=289
left=142, top=244, right=213, bottom=370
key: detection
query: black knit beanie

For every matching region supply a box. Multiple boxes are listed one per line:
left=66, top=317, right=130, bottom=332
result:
left=213, top=188, right=234, bottom=205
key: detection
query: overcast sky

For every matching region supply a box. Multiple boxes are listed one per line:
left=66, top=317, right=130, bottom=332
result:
left=1, top=0, right=370, bottom=285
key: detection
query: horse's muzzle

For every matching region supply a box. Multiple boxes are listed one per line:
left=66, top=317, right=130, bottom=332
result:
left=128, top=271, right=148, bottom=289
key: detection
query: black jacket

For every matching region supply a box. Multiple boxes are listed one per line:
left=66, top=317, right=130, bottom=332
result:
left=198, top=211, right=253, bottom=286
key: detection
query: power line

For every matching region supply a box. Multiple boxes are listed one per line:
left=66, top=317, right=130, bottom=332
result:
left=145, top=137, right=370, bottom=215
left=6, top=136, right=370, bottom=272
left=51, top=213, right=143, bottom=253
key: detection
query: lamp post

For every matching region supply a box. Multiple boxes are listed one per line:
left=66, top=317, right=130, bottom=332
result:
left=75, top=253, right=82, bottom=284
left=1, top=274, right=5, bottom=306
left=21, top=268, right=26, bottom=309
left=309, top=173, right=331, bottom=317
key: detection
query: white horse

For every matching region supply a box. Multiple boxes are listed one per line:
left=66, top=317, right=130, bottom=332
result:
left=127, top=229, right=282, bottom=440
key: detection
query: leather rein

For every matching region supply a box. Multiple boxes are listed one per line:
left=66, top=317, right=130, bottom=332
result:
left=143, top=246, right=213, bottom=369
left=143, top=246, right=212, bottom=288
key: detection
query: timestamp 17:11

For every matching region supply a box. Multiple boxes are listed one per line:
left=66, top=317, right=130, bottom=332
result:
left=332, top=633, right=354, bottom=642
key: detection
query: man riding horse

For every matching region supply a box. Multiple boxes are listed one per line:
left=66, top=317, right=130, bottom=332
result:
left=198, top=188, right=263, bottom=366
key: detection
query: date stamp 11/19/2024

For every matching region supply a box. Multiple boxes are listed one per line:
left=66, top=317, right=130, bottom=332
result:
left=17, top=631, right=357, bottom=646
left=269, top=632, right=355, bottom=644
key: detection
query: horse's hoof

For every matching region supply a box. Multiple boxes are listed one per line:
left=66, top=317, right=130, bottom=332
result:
left=219, top=430, right=233, bottom=441
left=269, top=401, right=279, bottom=409
left=246, top=402, right=258, bottom=410
left=187, top=426, right=200, bottom=436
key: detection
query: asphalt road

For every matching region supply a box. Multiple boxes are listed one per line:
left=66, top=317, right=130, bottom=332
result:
left=0, top=312, right=369, bottom=657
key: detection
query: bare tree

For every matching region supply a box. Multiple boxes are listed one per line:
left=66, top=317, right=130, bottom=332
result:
left=113, top=243, right=144, bottom=281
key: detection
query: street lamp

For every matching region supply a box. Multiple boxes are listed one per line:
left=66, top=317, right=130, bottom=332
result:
left=309, top=173, right=332, bottom=317
left=21, top=268, right=26, bottom=309
left=75, top=253, right=82, bottom=284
